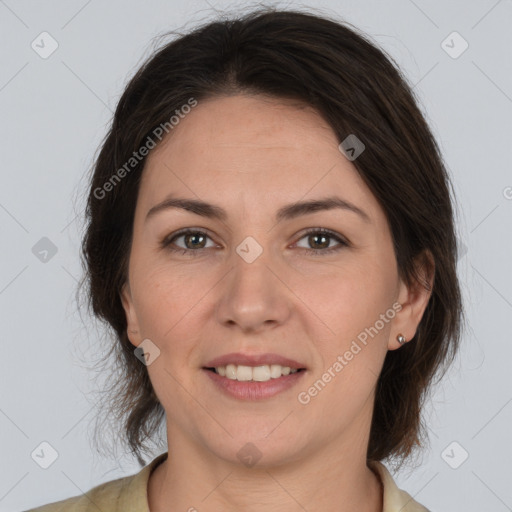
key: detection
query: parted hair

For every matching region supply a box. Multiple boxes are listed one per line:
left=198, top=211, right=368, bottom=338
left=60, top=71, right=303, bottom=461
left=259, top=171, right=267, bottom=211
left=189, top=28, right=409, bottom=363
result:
left=78, top=6, right=463, bottom=469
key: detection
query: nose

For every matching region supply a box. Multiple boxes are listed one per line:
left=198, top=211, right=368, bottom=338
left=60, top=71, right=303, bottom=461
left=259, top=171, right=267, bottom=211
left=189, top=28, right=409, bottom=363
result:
left=215, top=246, right=292, bottom=334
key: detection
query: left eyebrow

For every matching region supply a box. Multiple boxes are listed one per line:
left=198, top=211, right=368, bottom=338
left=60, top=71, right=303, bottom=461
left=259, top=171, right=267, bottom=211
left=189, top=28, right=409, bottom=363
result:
left=145, top=195, right=371, bottom=224
left=275, top=196, right=371, bottom=224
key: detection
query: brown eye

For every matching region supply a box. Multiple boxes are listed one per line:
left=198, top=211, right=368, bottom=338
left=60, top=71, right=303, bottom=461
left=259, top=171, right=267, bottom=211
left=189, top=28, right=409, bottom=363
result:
left=161, top=229, right=215, bottom=255
left=307, top=233, right=330, bottom=250
left=295, top=229, right=349, bottom=255
left=182, top=232, right=208, bottom=249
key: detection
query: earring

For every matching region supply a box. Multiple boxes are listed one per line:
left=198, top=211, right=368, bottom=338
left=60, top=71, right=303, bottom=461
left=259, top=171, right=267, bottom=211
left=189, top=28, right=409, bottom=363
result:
left=397, top=334, right=407, bottom=345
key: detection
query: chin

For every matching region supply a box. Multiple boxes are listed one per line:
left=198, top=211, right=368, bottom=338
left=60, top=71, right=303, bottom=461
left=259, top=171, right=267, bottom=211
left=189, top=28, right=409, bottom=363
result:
left=203, top=426, right=310, bottom=469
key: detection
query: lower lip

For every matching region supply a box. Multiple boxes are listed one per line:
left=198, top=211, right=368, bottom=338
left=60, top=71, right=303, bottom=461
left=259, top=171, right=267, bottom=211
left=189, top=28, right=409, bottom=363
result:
left=202, top=368, right=307, bottom=400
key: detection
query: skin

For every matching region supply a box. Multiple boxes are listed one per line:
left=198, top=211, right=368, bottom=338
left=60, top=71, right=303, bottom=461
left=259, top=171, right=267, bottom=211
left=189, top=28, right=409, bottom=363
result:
left=120, top=94, right=433, bottom=512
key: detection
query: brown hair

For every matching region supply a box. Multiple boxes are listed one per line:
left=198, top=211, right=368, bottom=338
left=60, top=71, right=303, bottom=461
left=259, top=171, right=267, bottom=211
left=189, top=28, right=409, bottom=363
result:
left=78, top=6, right=463, bottom=469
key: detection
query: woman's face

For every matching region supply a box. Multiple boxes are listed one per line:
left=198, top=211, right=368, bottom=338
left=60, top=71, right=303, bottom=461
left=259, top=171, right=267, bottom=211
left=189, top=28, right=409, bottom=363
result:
left=121, top=94, right=430, bottom=466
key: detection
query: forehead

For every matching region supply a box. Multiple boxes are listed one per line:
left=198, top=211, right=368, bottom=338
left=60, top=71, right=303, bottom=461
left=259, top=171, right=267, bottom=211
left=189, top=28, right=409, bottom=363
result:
left=137, top=94, right=381, bottom=223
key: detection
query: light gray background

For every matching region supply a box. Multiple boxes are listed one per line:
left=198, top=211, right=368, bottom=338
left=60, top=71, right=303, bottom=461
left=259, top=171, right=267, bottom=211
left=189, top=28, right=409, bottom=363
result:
left=1, top=0, right=511, bottom=511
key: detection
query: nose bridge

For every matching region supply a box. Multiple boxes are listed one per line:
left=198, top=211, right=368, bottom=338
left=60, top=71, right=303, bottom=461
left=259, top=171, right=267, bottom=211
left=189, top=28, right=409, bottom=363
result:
left=215, top=235, right=290, bottom=331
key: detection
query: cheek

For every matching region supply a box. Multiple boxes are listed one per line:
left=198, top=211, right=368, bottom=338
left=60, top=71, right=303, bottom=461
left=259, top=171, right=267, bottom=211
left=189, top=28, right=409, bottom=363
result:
left=130, top=262, right=206, bottom=345
left=294, top=255, right=397, bottom=411
left=297, top=264, right=393, bottom=417
left=297, top=255, right=397, bottom=339
left=130, top=266, right=205, bottom=402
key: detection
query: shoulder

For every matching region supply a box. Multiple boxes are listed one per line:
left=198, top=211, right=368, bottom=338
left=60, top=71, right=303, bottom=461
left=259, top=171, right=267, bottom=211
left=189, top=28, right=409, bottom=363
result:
left=22, top=472, right=134, bottom=512
left=23, top=452, right=168, bottom=512
left=368, top=460, right=431, bottom=512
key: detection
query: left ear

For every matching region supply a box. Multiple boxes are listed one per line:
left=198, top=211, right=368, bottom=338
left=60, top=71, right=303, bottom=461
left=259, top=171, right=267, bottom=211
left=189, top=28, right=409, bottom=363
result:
left=388, top=249, right=435, bottom=350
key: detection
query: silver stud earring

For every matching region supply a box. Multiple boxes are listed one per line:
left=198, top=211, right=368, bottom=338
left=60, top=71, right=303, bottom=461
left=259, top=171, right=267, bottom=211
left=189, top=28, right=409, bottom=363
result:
left=397, top=334, right=406, bottom=345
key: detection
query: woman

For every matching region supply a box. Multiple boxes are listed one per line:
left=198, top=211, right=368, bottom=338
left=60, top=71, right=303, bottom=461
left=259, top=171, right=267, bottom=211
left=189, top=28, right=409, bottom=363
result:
left=27, top=7, right=462, bottom=512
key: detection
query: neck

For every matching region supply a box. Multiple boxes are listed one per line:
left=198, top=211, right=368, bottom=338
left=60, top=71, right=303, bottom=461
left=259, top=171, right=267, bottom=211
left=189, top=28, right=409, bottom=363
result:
left=148, top=423, right=383, bottom=512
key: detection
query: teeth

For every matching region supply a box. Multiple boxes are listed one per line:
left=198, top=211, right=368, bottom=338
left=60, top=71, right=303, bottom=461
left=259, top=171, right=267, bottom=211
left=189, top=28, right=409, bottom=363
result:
left=213, top=364, right=300, bottom=382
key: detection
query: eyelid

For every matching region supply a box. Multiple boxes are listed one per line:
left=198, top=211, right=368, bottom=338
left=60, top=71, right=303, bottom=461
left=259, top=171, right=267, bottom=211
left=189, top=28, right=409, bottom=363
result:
left=295, top=227, right=349, bottom=244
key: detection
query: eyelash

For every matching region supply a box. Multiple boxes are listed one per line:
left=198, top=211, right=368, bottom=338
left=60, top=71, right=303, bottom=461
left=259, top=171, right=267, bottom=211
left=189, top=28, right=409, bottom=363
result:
left=160, top=228, right=349, bottom=257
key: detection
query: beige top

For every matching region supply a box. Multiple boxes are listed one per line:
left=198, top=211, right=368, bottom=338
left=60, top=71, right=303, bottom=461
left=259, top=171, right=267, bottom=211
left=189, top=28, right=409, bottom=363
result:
left=25, top=452, right=430, bottom=511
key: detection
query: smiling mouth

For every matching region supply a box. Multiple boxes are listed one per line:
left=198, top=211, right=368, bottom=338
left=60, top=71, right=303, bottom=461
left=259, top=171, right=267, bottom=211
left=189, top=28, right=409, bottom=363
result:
left=203, top=364, right=306, bottom=382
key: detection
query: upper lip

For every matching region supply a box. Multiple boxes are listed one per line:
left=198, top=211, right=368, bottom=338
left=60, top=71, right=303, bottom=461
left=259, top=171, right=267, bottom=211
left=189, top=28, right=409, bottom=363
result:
left=204, top=352, right=307, bottom=370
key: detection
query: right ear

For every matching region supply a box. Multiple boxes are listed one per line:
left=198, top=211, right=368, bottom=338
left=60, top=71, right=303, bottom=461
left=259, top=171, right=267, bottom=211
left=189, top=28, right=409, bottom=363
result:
left=120, top=280, right=140, bottom=348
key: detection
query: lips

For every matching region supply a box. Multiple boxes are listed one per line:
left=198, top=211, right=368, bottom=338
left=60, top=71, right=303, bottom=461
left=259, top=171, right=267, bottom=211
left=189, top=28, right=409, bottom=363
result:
left=203, top=352, right=307, bottom=370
